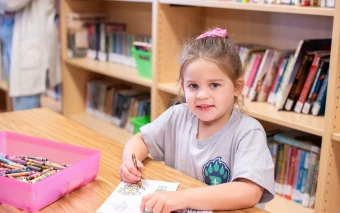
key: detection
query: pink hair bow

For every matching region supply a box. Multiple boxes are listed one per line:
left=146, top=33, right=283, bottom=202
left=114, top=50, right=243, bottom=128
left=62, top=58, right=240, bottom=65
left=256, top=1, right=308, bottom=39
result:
left=196, top=28, right=227, bottom=40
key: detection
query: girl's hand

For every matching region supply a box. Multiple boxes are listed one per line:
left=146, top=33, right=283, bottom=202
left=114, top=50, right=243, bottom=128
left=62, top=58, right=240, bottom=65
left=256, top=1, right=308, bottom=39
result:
left=119, top=158, right=144, bottom=183
left=140, top=191, right=188, bottom=213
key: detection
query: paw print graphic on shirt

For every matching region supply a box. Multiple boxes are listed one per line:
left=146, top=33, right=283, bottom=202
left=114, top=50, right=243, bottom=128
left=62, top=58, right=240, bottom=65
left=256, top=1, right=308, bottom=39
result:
left=202, top=157, right=230, bottom=185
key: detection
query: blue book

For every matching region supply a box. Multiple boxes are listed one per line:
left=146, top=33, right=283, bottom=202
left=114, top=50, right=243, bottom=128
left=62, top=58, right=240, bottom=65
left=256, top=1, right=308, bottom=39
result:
left=311, top=72, right=329, bottom=116
left=293, top=151, right=306, bottom=203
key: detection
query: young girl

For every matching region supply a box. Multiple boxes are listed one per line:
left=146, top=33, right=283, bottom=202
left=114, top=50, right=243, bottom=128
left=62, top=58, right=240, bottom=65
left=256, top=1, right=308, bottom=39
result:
left=119, top=28, right=274, bottom=213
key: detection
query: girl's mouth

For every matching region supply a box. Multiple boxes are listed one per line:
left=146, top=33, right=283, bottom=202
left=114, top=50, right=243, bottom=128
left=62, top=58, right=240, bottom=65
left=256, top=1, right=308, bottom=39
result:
left=196, top=105, right=214, bottom=111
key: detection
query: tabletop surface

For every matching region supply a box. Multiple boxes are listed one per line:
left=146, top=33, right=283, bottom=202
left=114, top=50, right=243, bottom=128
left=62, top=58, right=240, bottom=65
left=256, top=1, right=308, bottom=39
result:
left=0, top=108, right=266, bottom=213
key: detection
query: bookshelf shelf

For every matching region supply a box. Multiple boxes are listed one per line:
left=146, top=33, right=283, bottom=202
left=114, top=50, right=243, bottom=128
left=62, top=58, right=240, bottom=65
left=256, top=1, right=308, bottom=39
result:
left=157, top=81, right=324, bottom=136
left=332, top=133, right=340, bottom=142
left=66, top=59, right=152, bottom=88
left=159, top=0, right=334, bottom=16
left=106, top=0, right=152, bottom=2
left=243, top=99, right=324, bottom=137
left=266, top=195, right=314, bottom=213
left=69, top=113, right=133, bottom=145
left=0, top=80, right=8, bottom=92
left=69, top=0, right=152, bottom=2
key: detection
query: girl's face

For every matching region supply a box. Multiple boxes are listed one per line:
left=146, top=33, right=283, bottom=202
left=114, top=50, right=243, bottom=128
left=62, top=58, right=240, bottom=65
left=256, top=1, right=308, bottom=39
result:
left=181, top=58, right=243, bottom=126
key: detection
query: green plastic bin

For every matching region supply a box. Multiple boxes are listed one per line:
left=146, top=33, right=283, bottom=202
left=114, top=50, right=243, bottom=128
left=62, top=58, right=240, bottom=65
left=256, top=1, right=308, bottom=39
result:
left=132, top=47, right=152, bottom=79
left=131, top=116, right=151, bottom=134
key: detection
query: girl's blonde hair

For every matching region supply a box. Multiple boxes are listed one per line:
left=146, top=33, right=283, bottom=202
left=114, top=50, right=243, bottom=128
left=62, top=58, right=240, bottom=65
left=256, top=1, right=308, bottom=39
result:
left=174, top=29, right=245, bottom=111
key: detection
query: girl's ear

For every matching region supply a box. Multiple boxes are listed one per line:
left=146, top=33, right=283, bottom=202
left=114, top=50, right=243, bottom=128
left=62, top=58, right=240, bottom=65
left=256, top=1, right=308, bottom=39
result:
left=234, top=78, right=244, bottom=97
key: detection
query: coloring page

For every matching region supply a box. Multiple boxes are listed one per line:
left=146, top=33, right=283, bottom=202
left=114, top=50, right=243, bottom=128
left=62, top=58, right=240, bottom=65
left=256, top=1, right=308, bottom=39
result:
left=96, top=180, right=179, bottom=213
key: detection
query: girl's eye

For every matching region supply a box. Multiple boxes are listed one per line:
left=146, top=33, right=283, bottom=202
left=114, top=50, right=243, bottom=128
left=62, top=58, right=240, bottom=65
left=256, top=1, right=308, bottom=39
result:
left=188, top=84, right=198, bottom=89
left=210, top=83, right=220, bottom=88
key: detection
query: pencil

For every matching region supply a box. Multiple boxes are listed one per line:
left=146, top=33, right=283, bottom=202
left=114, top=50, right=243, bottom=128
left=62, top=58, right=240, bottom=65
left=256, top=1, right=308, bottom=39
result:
left=131, top=154, right=142, bottom=188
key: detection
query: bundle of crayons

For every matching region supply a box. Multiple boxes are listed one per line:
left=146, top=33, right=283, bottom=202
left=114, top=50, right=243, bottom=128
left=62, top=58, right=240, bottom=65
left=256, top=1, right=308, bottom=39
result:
left=0, top=153, right=70, bottom=184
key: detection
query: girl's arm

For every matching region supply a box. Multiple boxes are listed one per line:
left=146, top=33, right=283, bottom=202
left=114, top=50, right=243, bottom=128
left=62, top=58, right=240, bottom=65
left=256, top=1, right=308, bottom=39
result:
left=122, top=132, right=149, bottom=162
left=184, top=178, right=264, bottom=210
left=120, top=132, right=149, bottom=183
left=141, top=178, right=264, bottom=212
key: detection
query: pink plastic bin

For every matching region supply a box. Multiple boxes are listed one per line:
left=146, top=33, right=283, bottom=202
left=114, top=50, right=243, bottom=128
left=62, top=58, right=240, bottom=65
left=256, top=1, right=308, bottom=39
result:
left=0, top=131, right=100, bottom=212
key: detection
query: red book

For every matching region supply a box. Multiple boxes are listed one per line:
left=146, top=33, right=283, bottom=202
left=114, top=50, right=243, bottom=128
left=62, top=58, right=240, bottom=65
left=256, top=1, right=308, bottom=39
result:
left=294, top=51, right=330, bottom=113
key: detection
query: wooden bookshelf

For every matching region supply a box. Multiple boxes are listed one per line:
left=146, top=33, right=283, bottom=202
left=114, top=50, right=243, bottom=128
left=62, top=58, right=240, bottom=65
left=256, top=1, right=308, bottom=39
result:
left=160, top=0, right=334, bottom=16
left=66, top=59, right=152, bottom=87
left=0, top=80, right=8, bottom=91
left=158, top=81, right=324, bottom=136
left=266, top=195, right=314, bottom=213
left=41, top=96, right=62, bottom=114
left=158, top=82, right=178, bottom=95
left=70, top=113, right=133, bottom=145
left=61, top=0, right=340, bottom=213
left=332, top=133, right=340, bottom=142
left=108, top=0, right=152, bottom=2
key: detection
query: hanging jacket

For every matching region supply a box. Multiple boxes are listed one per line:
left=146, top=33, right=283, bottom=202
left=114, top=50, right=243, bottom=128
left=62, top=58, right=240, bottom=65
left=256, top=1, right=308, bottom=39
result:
left=0, top=0, right=61, bottom=97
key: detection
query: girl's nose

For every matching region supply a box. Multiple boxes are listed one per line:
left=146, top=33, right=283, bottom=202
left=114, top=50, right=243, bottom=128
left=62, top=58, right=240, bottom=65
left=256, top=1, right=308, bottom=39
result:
left=197, top=89, right=209, bottom=99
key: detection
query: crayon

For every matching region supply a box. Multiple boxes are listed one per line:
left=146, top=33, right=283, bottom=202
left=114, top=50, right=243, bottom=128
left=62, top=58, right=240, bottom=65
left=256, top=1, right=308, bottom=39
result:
left=26, top=165, right=43, bottom=172
left=6, top=169, right=25, bottom=174
left=5, top=171, right=31, bottom=177
left=0, top=163, right=22, bottom=170
left=8, top=156, right=26, bottom=165
left=131, top=154, right=142, bottom=188
left=26, top=162, right=49, bottom=169
left=22, top=155, right=48, bottom=161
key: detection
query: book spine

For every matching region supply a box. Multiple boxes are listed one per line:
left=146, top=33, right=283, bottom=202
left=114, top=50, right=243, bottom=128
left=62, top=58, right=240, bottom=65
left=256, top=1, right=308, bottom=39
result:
left=257, top=50, right=287, bottom=102
left=308, top=160, right=319, bottom=208
left=294, top=53, right=322, bottom=113
left=243, top=54, right=262, bottom=97
left=278, top=144, right=290, bottom=195
left=311, top=73, right=329, bottom=116
left=294, top=151, right=306, bottom=203
left=273, top=134, right=320, bottom=154
left=302, top=152, right=318, bottom=207
left=284, top=147, right=298, bottom=200
left=299, top=152, right=310, bottom=204
left=302, top=60, right=329, bottom=114
left=283, top=147, right=292, bottom=197
left=274, top=55, right=296, bottom=109
left=291, top=149, right=302, bottom=201
left=249, top=49, right=274, bottom=101
left=284, top=53, right=313, bottom=111
left=268, top=58, right=288, bottom=104
left=275, top=144, right=284, bottom=194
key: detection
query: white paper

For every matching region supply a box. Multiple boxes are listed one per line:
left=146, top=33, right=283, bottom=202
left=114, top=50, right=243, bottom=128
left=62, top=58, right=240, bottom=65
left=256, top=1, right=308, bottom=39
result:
left=96, top=180, right=179, bottom=213
left=96, top=180, right=212, bottom=213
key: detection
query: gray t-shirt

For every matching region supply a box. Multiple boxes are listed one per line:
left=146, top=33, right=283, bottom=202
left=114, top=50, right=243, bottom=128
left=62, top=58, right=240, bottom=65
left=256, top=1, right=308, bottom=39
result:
left=140, top=103, right=274, bottom=203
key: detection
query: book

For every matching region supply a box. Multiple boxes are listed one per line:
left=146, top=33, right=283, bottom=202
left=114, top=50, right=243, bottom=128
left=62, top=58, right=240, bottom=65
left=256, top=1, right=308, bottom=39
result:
left=242, top=52, right=264, bottom=97
left=284, top=146, right=298, bottom=200
left=311, top=73, right=329, bottom=116
left=302, top=152, right=319, bottom=207
left=302, top=59, right=330, bottom=114
left=273, top=131, right=322, bottom=154
left=284, top=52, right=314, bottom=111
left=274, top=39, right=331, bottom=110
left=291, top=149, right=302, bottom=201
left=256, top=50, right=291, bottom=102
left=248, top=49, right=275, bottom=101
left=267, top=57, right=289, bottom=104
left=294, top=52, right=330, bottom=113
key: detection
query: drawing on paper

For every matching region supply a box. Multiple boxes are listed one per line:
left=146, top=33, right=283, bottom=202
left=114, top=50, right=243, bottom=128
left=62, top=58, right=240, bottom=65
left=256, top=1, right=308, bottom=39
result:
left=155, top=185, right=167, bottom=192
left=96, top=180, right=181, bottom=213
left=111, top=201, right=128, bottom=211
left=118, top=184, right=142, bottom=196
